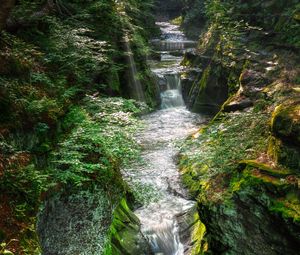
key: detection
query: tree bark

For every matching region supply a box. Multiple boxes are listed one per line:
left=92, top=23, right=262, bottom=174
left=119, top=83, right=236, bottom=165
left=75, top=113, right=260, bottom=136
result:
left=0, top=0, right=16, bottom=30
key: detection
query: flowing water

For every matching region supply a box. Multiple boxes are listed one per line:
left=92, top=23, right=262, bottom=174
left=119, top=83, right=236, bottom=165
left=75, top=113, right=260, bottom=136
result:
left=123, top=22, right=204, bottom=255
left=124, top=33, right=145, bottom=102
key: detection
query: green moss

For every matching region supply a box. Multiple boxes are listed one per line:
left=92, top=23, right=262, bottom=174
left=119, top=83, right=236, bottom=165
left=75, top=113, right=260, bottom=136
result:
left=189, top=65, right=211, bottom=99
left=199, top=66, right=212, bottom=92
left=180, top=111, right=269, bottom=203
left=190, top=213, right=208, bottom=255
left=267, top=103, right=300, bottom=171
left=270, top=194, right=300, bottom=222
left=171, top=16, right=183, bottom=26
left=104, top=197, right=146, bottom=255
left=271, top=103, right=300, bottom=142
left=239, top=160, right=291, bottom=177
left=181, top=55, right=192, bottom=66
left=227, top=71, right=240, bottom=95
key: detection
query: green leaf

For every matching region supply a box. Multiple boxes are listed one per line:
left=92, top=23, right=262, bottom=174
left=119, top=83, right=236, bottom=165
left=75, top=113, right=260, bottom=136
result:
left=3, top=250, right=14, bottom=255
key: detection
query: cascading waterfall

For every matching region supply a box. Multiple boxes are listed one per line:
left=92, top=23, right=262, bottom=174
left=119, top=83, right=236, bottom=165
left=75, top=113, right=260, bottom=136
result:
left=123, top=21, right=203, bottom=255
left=160, top=73, right=185, bottom=109
left=123, top=34, right=145, bottom=102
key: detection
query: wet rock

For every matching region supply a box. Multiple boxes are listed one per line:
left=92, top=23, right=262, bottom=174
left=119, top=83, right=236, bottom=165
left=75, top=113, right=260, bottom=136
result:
left=190, top=64, right=229, bottom=115
left=183, top=50, right=212, bottom=68
left=181, top=78, right=193, bottom=105
left=182, top=50, right=199, bottom=66
left=176, top=205, right=207, bottom=255
left=110, top=198, right=152, bottom=255
left=181, top=68, right=202, bottom=105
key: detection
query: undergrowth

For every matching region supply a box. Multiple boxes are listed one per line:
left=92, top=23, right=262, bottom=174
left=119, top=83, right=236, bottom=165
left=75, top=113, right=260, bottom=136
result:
left=179, top=109, right=269, bottom=202
left=0, top=96, right=147, bottom=254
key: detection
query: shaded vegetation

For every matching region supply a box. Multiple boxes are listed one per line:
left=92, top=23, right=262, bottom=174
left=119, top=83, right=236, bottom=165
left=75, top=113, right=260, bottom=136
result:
left=0, top=0, right=158, bottom=253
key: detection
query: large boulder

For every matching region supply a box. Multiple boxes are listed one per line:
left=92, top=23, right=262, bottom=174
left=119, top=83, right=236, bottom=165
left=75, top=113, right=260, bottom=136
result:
left=271, top=103, right=300, bottom=144
left=269, top=103, right=300, bottom=171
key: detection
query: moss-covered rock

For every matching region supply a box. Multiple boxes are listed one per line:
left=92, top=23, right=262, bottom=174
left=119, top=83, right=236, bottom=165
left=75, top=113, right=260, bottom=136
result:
left=268, top=103, right=300, bottom=171
left=271, top=103, right=300, bottom=144
left=268, top=135, right=300, bottom=171
left=239, top=69, right=270, bottom=98
left=180, top=107, right=300, bottom=253
left=189, top=63, right=229, bottom=115
left=177, top=205, right=208, bottom=255
left=106, top=198, right=151, bottom=255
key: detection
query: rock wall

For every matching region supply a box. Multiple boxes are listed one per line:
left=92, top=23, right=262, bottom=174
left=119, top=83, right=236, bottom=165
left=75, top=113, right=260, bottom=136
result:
left=179, top=1, right=300, bottom=254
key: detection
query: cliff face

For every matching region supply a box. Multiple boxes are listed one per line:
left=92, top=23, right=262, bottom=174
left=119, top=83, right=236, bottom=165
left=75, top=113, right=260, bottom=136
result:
left=179, top=0, right=300, bottom=254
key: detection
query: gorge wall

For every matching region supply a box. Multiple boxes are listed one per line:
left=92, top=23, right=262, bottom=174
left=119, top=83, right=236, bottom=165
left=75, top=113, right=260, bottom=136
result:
left=174, top=0, right=300, bottom=254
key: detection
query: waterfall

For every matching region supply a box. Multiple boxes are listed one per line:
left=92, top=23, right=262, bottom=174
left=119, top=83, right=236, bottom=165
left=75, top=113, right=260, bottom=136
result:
left=125, top=21, right=200, bottom=255
left=123, top=34, right=145, bottom=102
left=145, top=218, right=184, bottom=255
left=160, top=73, right=185, bottom=109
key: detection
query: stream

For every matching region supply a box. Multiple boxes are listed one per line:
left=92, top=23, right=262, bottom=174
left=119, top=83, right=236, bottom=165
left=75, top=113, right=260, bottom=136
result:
left=123, top=22, right=205, bottom=255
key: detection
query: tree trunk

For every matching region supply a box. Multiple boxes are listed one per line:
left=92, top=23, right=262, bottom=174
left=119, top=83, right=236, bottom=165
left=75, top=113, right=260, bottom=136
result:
left=0, top=0, right=16, bottom=30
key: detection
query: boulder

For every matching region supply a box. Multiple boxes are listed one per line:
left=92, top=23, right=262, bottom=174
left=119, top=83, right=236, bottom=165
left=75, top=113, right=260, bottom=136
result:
left=271, top=103, right=300, bottom=144
left=110, top=198, right=152, bottom=255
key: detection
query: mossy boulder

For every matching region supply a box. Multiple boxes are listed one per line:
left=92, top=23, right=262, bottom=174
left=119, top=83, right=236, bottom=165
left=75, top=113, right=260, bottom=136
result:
left=268, top=136, right=300, bottom=171
left=108, top=198, right=151, bottom=255
left=194, top=164, right=300, bottom=254
left=177, top=205, right=208, bottom=255
left=269, top=104, right=300, bottom=171
left=190, top=64, right=229, bottom=115
left=223, top=98, right=253, bottom=112
left=271, top=103, right=300, bottom=144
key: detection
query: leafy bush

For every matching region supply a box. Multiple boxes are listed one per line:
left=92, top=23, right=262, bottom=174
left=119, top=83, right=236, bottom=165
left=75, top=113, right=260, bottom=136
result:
left=48, top=97, right=144, bottom=188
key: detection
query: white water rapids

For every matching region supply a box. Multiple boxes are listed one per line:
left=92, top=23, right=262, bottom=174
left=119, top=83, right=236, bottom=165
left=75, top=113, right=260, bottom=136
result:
left=123, top=22, right=204, bottom=255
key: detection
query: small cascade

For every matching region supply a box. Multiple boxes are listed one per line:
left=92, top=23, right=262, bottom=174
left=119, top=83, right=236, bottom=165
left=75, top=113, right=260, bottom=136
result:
left=123, top=34, right=145, bottom=102
left=145, top=219, right=183, bottom=255
left=160, top=74, right=184, bottom=109
left=152, top=40, right=197, bottom=51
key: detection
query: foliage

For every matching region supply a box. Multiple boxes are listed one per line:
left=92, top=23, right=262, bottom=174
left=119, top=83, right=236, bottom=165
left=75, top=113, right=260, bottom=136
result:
left=179, top=110, right=269, bottom=201
left=49, top=97, right=143, bottom=188
left=0, top=1, right=158, bottom=251
left=182, top=0, right=206, bottom=37
left=203, top=0, right=300, bottom=47
left=0, top=240, right=16, bottom=255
